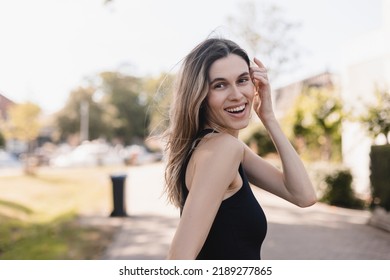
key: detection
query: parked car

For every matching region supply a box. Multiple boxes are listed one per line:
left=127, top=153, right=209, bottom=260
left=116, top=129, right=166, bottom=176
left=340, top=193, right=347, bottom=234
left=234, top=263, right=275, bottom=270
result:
left=50, top=141, right=123, bottom=167
left=121, top=145, right=163, bottom=165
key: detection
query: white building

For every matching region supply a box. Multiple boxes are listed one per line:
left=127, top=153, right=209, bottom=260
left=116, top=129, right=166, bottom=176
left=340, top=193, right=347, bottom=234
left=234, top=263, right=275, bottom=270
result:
left=340, top=0, right=390, bottom=196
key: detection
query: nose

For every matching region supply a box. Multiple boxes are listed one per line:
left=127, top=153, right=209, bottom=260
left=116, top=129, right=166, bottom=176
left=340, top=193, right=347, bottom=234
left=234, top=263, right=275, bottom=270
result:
left=229, top=84, right=244, bottom=100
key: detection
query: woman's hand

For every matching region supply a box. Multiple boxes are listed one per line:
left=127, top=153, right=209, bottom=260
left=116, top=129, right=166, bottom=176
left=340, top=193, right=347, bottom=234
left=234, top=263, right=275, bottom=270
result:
left=250, top=57, right=274, bottom=122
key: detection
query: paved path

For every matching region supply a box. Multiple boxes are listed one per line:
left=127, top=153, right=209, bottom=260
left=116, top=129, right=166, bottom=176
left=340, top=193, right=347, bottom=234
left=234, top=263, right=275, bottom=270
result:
left=101, top=163, right=390, bottom=260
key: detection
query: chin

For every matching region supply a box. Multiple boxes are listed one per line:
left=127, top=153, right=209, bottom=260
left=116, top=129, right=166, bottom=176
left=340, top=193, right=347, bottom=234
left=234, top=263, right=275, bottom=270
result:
left=228, top=120, right=250, bottom=131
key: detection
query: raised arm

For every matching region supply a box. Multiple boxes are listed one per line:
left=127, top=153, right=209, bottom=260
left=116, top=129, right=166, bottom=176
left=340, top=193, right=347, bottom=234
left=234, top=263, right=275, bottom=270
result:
left=167, top=133, right=243, bottom=259
left=243, top=58, right=317, bottom=207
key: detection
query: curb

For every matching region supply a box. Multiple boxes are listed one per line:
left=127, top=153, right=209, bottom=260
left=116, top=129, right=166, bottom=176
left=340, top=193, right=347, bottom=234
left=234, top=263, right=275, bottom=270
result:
left=368, top=207, right=390, bottom=232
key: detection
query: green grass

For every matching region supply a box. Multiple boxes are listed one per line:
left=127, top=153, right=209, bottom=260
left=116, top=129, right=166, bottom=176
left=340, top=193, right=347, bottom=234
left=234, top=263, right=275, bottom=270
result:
left=0, top=199, right=33, bottom=215
left=0, top=166, right=124, bottom=259
left=0, top=212, right=115, bottom=260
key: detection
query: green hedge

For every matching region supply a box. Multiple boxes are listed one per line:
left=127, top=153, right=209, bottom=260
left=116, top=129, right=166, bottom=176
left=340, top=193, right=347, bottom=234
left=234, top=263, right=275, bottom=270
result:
left=370, top=145, right=390, bottom=211
left=242, top=125, right=276, bottom=157
left=320, top=168, right=365, bottom=209
left=0, top=131, right=5, bottom=148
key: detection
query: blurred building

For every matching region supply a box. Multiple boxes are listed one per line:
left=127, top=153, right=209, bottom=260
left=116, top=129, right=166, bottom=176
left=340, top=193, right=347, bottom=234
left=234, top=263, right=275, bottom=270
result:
left=340, top=0, right=390, bottom=196
left=0, top=91, right=15, bottom=121
left=273, top=71, right=338, bottom=120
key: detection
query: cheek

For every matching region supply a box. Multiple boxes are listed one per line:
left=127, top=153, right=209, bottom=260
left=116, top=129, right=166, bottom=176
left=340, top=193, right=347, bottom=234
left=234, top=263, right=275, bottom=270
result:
left=245, top=84, right=255, bottom=100
left=206, top=92, right=223, bottom=110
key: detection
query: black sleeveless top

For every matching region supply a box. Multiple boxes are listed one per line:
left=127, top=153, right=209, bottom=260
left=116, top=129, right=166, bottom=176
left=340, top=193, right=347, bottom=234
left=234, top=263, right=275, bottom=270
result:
left=180, top=129, right=267, bottom=260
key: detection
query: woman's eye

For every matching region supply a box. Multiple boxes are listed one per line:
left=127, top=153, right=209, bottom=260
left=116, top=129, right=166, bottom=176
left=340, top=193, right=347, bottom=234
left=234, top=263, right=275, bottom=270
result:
left=238, top=78, right=249, bottom=84
left=214, top=83, right=225, bottom=89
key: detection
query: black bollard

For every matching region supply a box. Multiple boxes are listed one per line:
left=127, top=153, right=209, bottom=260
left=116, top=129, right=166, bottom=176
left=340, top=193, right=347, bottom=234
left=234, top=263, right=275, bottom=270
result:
left=109, top=174, right=128, bottom=217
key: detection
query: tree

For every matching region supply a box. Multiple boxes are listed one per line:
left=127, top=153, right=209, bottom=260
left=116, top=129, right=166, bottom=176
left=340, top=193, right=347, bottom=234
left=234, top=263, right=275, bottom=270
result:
left=99, top=72, right=150, bottom=144
left=283, top=87, right=343, bottom=161
left=359, top=89, right=390, bottom=144
left=1, top=102, right=42, bottom=174
left=55, top=71, right=152, bottom=145
left=2, top=102, right=41, bottom=151
left=0, top=131, right=5, bottom=148
left=227, top=0, right=301, bottom=79
left=240, top=122, right=277, bottom=157
left=55, top=86, right=113, bottom=143
left=141, top=73, right=175, bottom=136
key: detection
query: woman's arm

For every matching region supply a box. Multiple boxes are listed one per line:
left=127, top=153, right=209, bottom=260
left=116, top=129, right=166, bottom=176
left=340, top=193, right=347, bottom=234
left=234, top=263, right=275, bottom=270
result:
left=244, top=58, right=317, bottom=207
left=167, top=133, right=243, bottom=259
left=242, top=125, right=316, bottom=207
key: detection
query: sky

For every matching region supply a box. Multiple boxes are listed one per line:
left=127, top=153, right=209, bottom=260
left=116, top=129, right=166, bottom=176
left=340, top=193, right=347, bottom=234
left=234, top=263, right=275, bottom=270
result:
left=0, top=0, right=383, bottom=113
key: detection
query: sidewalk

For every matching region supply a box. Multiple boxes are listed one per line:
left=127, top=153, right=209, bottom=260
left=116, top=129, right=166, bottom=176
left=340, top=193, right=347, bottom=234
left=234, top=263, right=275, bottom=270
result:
left=100, top=162, right=390, bottom=260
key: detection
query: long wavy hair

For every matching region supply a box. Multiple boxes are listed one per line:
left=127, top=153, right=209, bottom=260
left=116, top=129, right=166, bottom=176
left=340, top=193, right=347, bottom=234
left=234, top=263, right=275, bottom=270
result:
left=164, top=38, right=250, bottom=208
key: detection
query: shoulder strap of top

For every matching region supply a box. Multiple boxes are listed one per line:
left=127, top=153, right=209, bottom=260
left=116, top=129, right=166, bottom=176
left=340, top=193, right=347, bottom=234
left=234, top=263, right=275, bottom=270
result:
left=187, top=128, right=218, bottom=166
left=191, top=128, right=217, bottom=150
left=199, top=128, right=217, bottom=136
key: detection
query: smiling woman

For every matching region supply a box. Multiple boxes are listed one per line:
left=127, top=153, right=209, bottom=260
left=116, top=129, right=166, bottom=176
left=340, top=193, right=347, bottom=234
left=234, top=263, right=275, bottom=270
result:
left=163, top=37, right=317, bottom=260
left=206, top=54, right=254, bottom=136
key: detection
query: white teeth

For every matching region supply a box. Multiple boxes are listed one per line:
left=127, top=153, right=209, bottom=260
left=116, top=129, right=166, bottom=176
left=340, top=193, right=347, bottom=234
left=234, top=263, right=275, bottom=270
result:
left=225, top=104, right=245, bottom=113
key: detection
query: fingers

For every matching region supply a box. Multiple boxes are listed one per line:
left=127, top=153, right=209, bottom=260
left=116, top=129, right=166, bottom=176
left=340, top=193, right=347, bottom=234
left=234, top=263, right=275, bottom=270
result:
left=250, top=57, right=267, bottom=73
left=253, top=57, right=265, bottom=68
left=250, top=57, right=267, bottom=74
left=250, top=58, right=269, bottom=87
left=251, top=70, right=268, bottom=82
left=250, top=58, right=270, bottom=100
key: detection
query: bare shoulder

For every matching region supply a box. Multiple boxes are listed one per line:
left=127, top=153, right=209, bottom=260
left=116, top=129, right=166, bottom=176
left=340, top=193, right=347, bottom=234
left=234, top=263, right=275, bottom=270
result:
left=187, top=132, right=244, bottom=192
left=194, top=132, right=244, bottom=162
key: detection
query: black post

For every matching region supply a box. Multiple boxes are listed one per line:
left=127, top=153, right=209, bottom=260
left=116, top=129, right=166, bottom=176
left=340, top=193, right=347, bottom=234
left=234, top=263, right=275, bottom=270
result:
left=110, top=174, right=128, bottom=217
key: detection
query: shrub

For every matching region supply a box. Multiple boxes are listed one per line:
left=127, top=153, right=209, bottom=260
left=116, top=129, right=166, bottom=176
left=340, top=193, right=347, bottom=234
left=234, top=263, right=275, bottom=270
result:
left=320, top=168, right=366, bottom=209
left=370, top=145, right=390, bottom=211
left=241, top=123, right=276, bottom=157
left=0, top=131, right=5, bottom=148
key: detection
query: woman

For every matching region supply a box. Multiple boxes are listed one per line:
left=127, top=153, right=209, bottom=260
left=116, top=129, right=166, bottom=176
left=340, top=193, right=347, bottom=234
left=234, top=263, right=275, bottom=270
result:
left=164, top=38, right=316, bottom=260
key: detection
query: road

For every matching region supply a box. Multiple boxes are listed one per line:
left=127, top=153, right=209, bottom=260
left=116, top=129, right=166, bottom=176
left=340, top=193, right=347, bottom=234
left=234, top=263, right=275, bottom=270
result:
left=101, top=162, right=390, bottom=260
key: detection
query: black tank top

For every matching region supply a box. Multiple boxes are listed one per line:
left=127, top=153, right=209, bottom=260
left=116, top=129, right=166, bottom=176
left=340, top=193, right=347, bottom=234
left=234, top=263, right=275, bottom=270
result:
left=180, top=129, right=267, bottom=260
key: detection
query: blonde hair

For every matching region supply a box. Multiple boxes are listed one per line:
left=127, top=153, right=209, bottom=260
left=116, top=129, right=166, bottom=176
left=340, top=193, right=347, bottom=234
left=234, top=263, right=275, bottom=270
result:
left=164, top=38, right=250, bottom=208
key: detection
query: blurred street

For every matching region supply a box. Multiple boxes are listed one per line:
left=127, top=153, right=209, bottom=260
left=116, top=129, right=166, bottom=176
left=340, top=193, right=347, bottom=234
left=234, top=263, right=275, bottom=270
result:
left=1, top=0, right=389, bottom=265
left=101, top=162, right=390, bottom=260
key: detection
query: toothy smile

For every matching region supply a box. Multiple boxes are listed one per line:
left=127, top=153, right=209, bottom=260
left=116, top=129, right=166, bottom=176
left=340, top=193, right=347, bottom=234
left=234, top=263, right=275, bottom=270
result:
left=225, top=104, right=246, bottom=114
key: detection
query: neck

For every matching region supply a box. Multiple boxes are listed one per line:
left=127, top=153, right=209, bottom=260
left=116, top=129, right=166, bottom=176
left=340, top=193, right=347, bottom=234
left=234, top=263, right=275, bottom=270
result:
left=203, top=124, right=239, bottom=138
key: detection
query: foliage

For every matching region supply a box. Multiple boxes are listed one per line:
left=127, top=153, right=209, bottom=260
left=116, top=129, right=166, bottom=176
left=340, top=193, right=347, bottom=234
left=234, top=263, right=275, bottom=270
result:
left=283, top=87, right=343, bottom=161
left=320, top=168, right=366, bottom=209
left=55, top=71, right=151, bottom=145
left=1, top=102, right=41, bottom=145
left=241, top=122, right=276, bottom=157
left=359, top=90, right=390, bottom=144
left=0, top=131, right=5, bottom=148
left=99, top=72, right=150, bottom=144
left=370, top=145, right=390, bottom=211
left=0, top=102, right=42, bottom=174
left=55, top=86, right=113, bottom=142
left=142, top=73, right=175, bottom=136
left=227, top=0, right=301, bottom=79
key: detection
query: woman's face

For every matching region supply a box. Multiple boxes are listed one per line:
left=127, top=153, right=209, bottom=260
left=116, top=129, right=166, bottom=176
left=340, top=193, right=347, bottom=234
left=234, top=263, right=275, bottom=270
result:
left=206, top=54, right=255, bottom=136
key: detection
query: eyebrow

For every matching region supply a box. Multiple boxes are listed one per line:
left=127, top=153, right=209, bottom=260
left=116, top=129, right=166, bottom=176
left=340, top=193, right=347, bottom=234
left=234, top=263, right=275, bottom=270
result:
left=209, top=72, right=250, bottom=85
